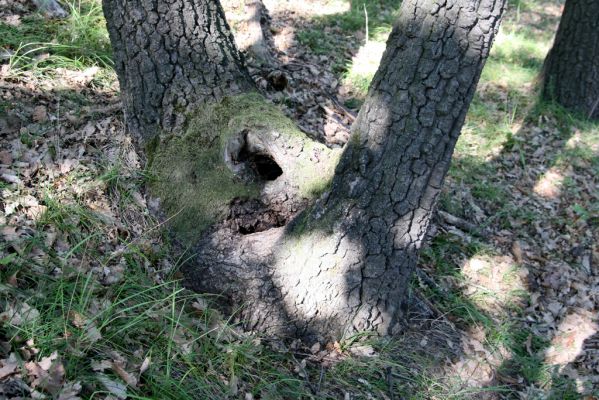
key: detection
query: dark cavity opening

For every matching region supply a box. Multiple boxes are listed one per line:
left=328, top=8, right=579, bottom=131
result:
left=238, top=145, right=283, bottom=181
left=250, top=153, right=283, bottom=180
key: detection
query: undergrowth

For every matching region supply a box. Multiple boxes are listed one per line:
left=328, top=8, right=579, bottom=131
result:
left=0, top=0, right=111, bottom=75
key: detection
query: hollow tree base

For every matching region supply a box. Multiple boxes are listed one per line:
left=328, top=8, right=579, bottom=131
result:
left=148, top=93, right=340, bottom=244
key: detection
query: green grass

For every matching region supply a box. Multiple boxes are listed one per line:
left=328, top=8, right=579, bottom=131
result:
left=0, top=124, right=470, bottom=399
left=0, top=0, right=111, bottom=75
left=1, top=182, right=310, bottom=398
left=0, top=199, right=479, bottom=398
left=417, top=218, right=597, bottom=397
left=296, top=0, right=401, bottom=79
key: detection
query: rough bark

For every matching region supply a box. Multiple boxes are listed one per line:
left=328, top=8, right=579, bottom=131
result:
left=183, top=0, right=507, bottom=342
left=102, top=0, right=255, bottom=141
left=543, top=0, right=599, bottom=119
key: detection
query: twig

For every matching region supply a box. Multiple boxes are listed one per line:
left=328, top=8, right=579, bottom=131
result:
left=588, top=95, right=599, bottom=119
left=415, top=268, right=448, bottom=296
left=290, top=353, right=318, bottom=395
left=386, top=366, right=395, bottom=400
left=437, top=210, right=479, bottom=233
left=82, top=101, right=123, bottom=116
left=324, top=94, right=357, bottom=122
left=442, top=225, right=474, bottom=243
left=316, top=365, right=325, bottom=394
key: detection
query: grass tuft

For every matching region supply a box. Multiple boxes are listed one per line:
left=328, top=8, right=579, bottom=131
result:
left=1, top=0, right=111, bottom=75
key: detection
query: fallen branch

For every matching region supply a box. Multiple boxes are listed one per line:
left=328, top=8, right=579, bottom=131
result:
left=82, top=102, right=123, bottom=117
left=415, top=268, right=449, bottom=297
left=324, top=94, right=357, bottom=122
left=438, top=210, right=479, bottom=233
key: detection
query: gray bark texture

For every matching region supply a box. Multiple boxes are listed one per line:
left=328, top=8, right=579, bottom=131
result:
left=543, top=0, right=599, bottom=119
left=181, top=0, right=507, bottom=342
left=102, top=0, right=255, bottom=141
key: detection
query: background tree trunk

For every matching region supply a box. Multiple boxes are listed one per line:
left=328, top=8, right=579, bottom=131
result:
left=184, top=0, right=506, bottom=342
left=102, top=0, right=254, bottom=141
left=543, top=0, right=599, bottom=119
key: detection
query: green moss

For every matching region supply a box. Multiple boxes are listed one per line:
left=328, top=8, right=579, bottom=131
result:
left=149, top=93, right=339, bottom=244
left=289, top=146, right=339, bottom=199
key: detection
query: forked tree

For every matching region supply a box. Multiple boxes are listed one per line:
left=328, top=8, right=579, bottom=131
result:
left=102, top=0, right=506, bottom=341
left=543, top=0, right=599, bottom=119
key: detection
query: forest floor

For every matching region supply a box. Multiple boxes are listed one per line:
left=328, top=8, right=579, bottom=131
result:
left=0, top=0, right=598, bottom=399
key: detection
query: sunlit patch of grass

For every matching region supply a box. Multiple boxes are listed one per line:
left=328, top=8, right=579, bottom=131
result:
left=452, top=29, right=550, bottom=176
left=558, top=121, right=599, bottom=170
left=480, top=60, right=539, bottom=96
left=491, top=29, right=549, bottom=68
left=419, top=235, right=566, bottom=396
left=329, top=341, right=471, bottom=399
left=457, top=98, right=517, bottom=160
left=61, top=0, right=111, bottom=63
left=296, top=0, right=400, bottom=81
left=1, top=0, right=111, bottom=75
left=497, top=325, right=584, bottom=398
left=342, top=40, right=386, bottom=97
left=315, top=0, right=399, bottom=36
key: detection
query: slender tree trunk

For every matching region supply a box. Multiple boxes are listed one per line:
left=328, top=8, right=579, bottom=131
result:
left=103, top=0, right=506, bottom=342
left=543, top=0, right=599, bottom=119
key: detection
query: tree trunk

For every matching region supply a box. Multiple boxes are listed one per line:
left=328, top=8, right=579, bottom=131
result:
left=103, top=0, right=506, bottom=342
left=237, top=0, right=275, bottom=64
left=102, top=0, right=255, bottom=141
left=543, top=0, right=599, bottom=119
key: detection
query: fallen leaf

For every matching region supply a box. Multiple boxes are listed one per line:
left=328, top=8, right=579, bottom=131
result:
left=0, top=302, right=40, bottom=326
left=111, top=362, right=137, bottom=387
left=25, top=352, right=65, bottom=395
left=1, top=173, right=21, bottom=185
left=7, top=272, right=18, bottom=287
left=68, top=311, right=85, bottom=329
left=0, top=354, right=19, bottom=380
left=38, top=352, right=58, bottom=371
left=139, top=356, right=151, bottom=375
left=26, top=205, right=47, bottom=221
left=85, top=325, right=102, bottom=343
left=32, top=106, right=48, bottom=123
left=0, top=150, right=13, bottom=165
left=91, top=360, right=112, bottom=372
left=511, top=240, right=524, bottom=263
left=97, top=373, right=127, bottom=399
left=57, top=381, right=82, bottom=400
